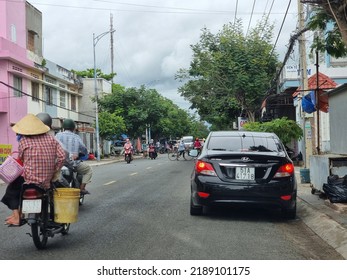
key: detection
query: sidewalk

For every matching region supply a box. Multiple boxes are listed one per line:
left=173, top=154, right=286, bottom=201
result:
left=295, top=168, right=347, bottom=259
left=1, top=158, right=347, bottom=258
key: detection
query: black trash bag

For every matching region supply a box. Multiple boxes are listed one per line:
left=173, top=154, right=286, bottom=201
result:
left=323, top=175, right=347, bottom=203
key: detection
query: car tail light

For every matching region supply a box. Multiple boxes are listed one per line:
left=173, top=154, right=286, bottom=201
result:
left=274, top=163, right=294, bottom=178
left=195, top=160, right=217, bottom=176
left=281, top=195, right=292, bottom=201
left=22, top=189, right=42, bottom=199
left=197, top=192, right=210, bottom=198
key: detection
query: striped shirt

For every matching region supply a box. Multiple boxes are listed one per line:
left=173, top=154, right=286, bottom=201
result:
left=19, top=134, right=66, bottom=189
left=55, top=130, right=88, bottom=158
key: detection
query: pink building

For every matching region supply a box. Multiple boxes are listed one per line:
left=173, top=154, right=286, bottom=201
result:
left=0, top=0, right=44, bottom=158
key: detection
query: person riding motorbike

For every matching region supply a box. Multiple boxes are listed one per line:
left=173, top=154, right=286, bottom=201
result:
left=148, top=141, right=157, bottom=159
left=1, top=114, right=65, bottom=226
left=194, top=137, right=202, bottom=154
left=123, top=138, right=133, bottom=161
left=55, top=119, right=92, bottom=195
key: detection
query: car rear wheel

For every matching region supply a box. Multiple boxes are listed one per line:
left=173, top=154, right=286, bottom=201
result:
left=281, top=203, right=297, bottom=220
left=190, top=198, right=203, bottom=215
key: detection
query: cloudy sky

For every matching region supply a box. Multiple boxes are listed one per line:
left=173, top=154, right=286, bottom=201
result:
left=29, top=0, right=299, bottom=110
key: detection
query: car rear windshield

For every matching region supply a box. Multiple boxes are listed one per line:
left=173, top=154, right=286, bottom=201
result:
left=207, top=135, right=284, bottom=152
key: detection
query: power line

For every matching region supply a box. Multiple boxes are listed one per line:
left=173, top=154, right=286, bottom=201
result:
left=270, top=0, right=292, bottom=57
left=246, top=0, right=257, bottom=36
left=0, top=81, right=96, bottom=119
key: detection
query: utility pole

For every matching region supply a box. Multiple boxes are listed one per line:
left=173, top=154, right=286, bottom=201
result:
left=110, top=13, right=115, bottom=85
left=298, top=0, right=311, bottom=168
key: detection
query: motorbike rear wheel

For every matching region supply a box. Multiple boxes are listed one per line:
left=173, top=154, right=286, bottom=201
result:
left=31, top=221, right=48, bottom=249
left=31, top=190, right=50, bottom=249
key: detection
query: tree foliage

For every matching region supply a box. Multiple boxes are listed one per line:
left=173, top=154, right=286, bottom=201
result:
left=97, top=84, right=208, bottom=140
left=306, top=5, right=347, bottom=58
left=302, top=1, right=347, bottom=58
left=176, top=18, right=279, bottom=128
left=243, top=117, right=303, bottom=145
left=72, top=68, right=116, bottom=81
left=98, top=111, right=126, bottom=140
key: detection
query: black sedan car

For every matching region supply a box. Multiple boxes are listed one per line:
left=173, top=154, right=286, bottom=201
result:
left=190, top=131, right=297, bottom=219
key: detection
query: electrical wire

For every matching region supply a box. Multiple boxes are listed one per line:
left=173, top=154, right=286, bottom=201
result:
left=0, top=81, right=96, bottom=119
left=246, top=0, right=257, bottom=36
left=270, top=0, right=292, bottom=57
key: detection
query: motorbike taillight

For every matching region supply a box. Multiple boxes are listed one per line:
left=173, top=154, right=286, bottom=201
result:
left=22, top=189, right=43, bottom=199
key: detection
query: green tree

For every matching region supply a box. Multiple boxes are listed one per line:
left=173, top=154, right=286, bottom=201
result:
left=306, top=4, right=347, bottom=58
left=72, top=68, right=116, bottom=81
left=176, top=18, right=279, bottom=128
left=97, top=85, right=202, bottom=140
left=302, top=1, right=347, bottom=55
left=243, top=117, right=303, bottom=145
left=98, top=111, right=126, bottom=140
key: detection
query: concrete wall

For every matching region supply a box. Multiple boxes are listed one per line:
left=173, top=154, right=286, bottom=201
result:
left=79, top=78, right=112, bottom=124
left=26, top=2, right=42, bottom=57
left=329, top=85, right=347, bottom=154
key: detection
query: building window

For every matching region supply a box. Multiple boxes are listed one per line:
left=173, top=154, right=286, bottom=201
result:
left=60, top=91, right=66, bottom=108
left=45, top=86, right=53, bottom=105
left=11, top=24, right=16, bottom=43
left=71, top=95, right=76, bottom=111
left=13, top=76, right=22, bottom=97
left=31, top=82, right=39, bottom=102
left=27, top=31, right=35, bottom=52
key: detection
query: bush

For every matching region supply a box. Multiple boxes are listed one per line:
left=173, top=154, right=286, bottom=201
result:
left=243, top=117, right=303, bottom=145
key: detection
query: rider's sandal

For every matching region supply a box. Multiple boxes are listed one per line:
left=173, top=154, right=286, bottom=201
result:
left=81, top=190, right=90, bottom=195
left=7, top=223, right=20, bottom=227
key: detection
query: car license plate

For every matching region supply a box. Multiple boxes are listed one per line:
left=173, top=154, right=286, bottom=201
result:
left=22, top=199, right=42, bottom=214
left=236, top=167, right=255, bottom=180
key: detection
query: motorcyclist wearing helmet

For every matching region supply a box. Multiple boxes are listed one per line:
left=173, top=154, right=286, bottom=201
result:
left=36, top=112, right=54, bottom=136
left=55, top=118, right=93, bottom=194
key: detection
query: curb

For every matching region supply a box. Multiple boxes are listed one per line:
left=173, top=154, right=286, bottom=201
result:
left=298, top=197, right=347, bottom=259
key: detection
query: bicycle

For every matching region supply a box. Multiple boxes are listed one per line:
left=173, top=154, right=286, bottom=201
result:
left=168, top=147, right=194, bottom=161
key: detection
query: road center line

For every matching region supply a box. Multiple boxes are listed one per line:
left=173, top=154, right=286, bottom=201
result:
left=104, top=180, right=117, bottom=185
left=130, top=172, right=138, bottom=176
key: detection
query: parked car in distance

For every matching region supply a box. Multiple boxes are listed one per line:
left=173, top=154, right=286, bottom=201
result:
left=110, top=140, right=125, bottom=155
left=190, top=131, right=297, bottom=219
left=181, top=135, right=194, bottom=149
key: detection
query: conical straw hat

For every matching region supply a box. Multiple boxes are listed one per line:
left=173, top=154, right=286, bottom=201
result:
left=12, top=114, right=50, bottom=135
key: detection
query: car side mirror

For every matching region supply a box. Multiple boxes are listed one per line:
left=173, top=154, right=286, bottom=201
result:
left=189, top=149, right=199, bottom=157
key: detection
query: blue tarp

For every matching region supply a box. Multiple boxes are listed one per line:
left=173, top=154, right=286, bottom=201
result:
left=302, top=93, right=316, bottom=114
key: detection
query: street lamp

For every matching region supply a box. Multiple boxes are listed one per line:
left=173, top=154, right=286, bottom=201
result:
left=93, top=29, right=115, bottom=161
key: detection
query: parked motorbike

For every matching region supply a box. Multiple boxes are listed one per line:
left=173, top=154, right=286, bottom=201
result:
left=124, top=147, right=132, bottom=164
left=20, top=183, right=70, bottom=249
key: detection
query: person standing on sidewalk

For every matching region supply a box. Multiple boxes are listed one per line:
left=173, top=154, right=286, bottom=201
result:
left=55, top=119, right=92, bottom=195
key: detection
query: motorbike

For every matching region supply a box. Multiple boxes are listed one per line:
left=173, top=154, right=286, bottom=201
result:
left=124, top=147, right=132, bottom=164
left=60, top=161, right=85, bottom=205
left=148, top=146, right=157, bottom=160
left=20, top=183, right=70, bottom=249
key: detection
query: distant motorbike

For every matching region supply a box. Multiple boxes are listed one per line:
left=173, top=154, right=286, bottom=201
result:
left=148, top=145, right=157, bottom=160
left=124, top=147, right=132, bottom=164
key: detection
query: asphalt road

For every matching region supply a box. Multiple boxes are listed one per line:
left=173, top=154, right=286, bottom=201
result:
left=0, top=155, right=343, bottom=260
